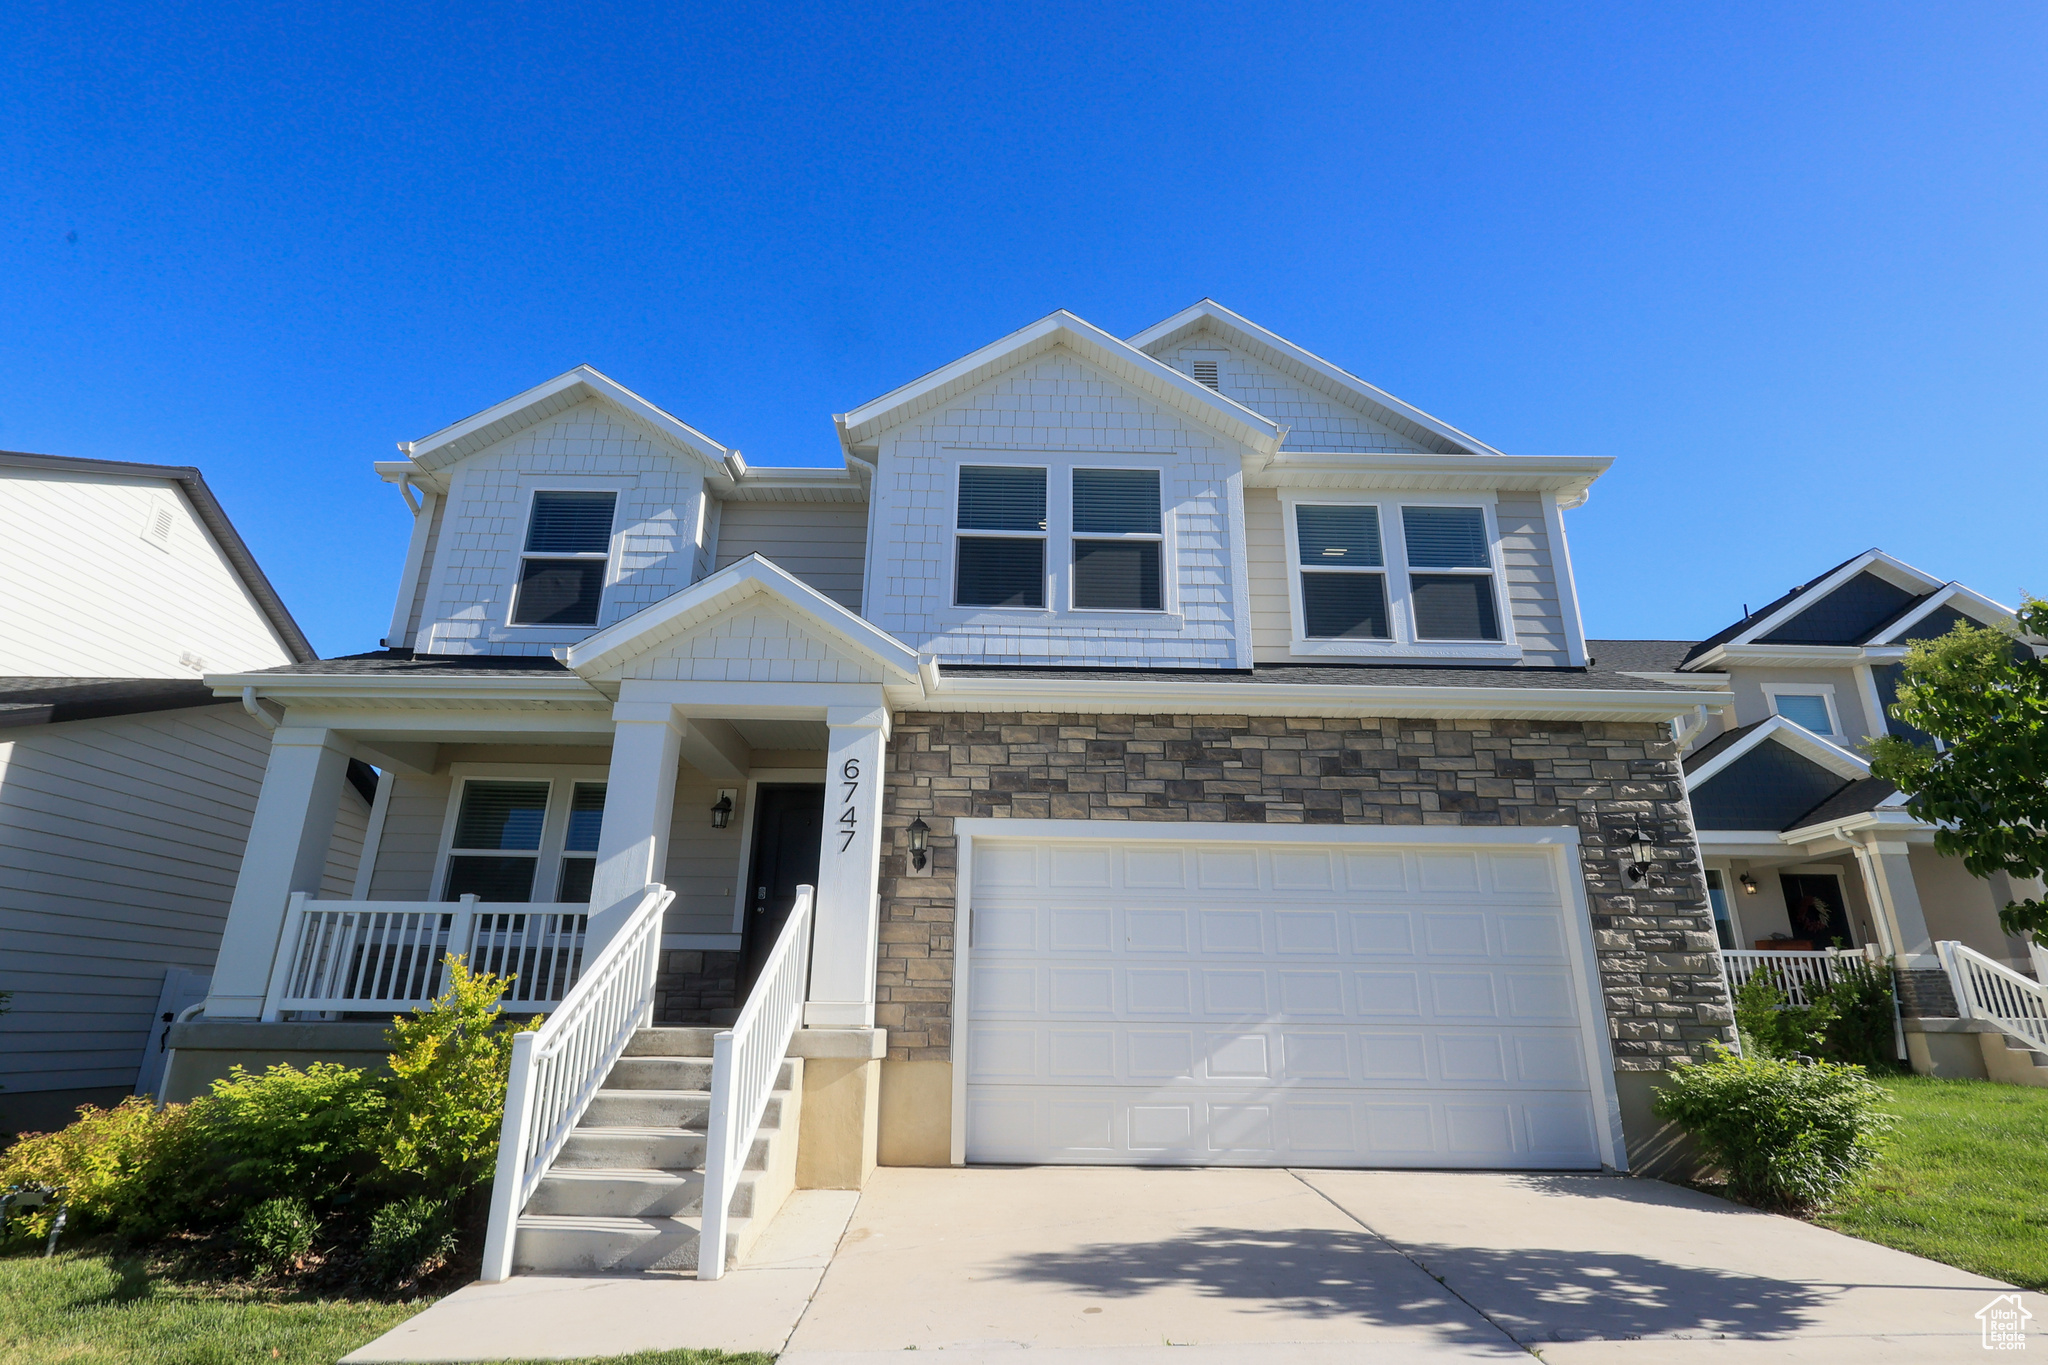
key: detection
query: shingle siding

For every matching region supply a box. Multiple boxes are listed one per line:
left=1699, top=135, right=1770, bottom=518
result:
left=1152, top=342, right=1427, bottom=452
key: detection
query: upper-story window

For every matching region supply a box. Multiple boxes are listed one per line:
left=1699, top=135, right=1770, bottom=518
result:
left=511, top=490, right=617, bottom=626
left=1764, top=685, right=1838, bottom=736
left=955, top=466, right=1046, bottom=608
left=1286, top=497, right=1509, bottom=651
left=1071, top=469, right=1162, bottom=611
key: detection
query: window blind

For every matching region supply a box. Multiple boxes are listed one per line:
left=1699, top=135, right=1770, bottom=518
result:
left=956, top=538, right=1045, bottom=607
left=453, top=781, right=550, bottom=851
left=1073, top=541, right=1162, bottom=610
left=1296, top=505, right=1383, bottom=566
left=1073, top=469, right=1161, bottom=535
left=1302, top=573, right=1390, bottom=639
left=957, top=467, right=1046, bottom=531
left=564, top=783, right=607, bottom=852
left=1410, top=574, right=1501, bottom=640
left=1401, top=507, right=1490, bottom=568
left=525, top=491, right=617, bottom=554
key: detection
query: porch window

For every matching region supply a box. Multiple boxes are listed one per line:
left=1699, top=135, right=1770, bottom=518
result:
left=445, top=780, right=551, bottom=901
left=1704, top=869, right=1737, bottom=950
left=1071, top=468, right=1163, bottom=611
left=555, top=782, right=607, bottom=901
left=1402, top=506, right=1501, bottom=641
left=1295, top=504, right=1390, bottom=639
left=511, top=490, right=617, bottom=626
left=955, top=465, right=1046, bottom=607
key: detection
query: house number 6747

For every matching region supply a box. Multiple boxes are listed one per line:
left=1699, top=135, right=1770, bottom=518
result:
left=838, top=758, right=860, bottom=852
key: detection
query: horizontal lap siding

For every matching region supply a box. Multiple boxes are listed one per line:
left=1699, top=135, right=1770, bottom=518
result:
left=1244, top=488, right=1293, bottom=658
left=0, top=707, right=271, bottom=1094
left=366, top=772, right=454, bottom=901
left=713, top=502, right=868, bottom=610
left=1495, top=499, right=1569, bottom=666
left=661, top=770, right=748, bottom=938
left=320, top=785, right=372, bottom=899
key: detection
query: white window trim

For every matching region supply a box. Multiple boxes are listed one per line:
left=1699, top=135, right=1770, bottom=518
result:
left=432, top=763, right=609, bottom=905
left=950, top=456, right=1177, bottom=618
left=1278, top=490, right=1522, bottom=659
left=504, top=480, right=628, bottom=631
left=1761, top=683, right=1842, bottom=738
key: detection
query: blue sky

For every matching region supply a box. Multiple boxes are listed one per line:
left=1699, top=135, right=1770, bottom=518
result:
left=4, top=2, right=2042, bottom=657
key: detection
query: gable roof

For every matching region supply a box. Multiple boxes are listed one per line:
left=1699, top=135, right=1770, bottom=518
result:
left=1126, top=300, right=1502, bottom=457
left=1679, top=549, right=1961, bottom=665
left=834, top=310, right=1284, bottom=456
left=1683, top=713, right=1870, bottom=787
left=400, top=365, right=731, bottom=476
left=562, top=554, right=922, bottom=686
left=0, top=450, right=316, bottom=664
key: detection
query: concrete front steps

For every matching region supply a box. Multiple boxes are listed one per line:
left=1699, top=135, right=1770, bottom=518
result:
left=1988, top=1029, right=2048, bottom=1087
left=511, top=1027, right=804, bottom=1274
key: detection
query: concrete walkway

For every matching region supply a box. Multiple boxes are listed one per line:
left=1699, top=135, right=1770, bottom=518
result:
left=347, top=1167, right=2020, bottom=1363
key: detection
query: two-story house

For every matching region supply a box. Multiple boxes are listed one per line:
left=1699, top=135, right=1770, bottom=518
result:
left=170, top=302, right=1736, bottom=1275
left=1594, top=550, right=2048, bottom=1082
left=0, top=450, right=369, bottom=1134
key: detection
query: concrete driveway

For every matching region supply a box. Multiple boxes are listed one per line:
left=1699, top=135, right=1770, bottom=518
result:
left=781, top=1166, right=2017, bottom=1364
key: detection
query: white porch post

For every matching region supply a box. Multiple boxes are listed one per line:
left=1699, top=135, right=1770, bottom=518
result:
left=205, top=726, right=353, bottom=1018
left=808, top=705, right=889, bottom=1027
left=586, top=700, right=684, bottom=950
left=1860, top=836, right=1935, bottom=965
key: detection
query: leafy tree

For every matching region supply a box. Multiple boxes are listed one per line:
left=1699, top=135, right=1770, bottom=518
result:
left=1868, top=600, right=2048, bottom=945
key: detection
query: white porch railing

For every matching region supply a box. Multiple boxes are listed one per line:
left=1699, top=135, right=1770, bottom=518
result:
left=699, top=884, right=815, bottom=1281
left=480, top=882, right=672, bottom=1283
left=1719, top=947, right=1874, bottom=1008
left=261, top=893, right=589, bottom=1018
left=1940, top=939, right=2048, bottom=1054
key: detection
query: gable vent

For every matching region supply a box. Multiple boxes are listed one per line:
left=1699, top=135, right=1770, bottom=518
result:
left=142, top=506, right=175, bottom=549
left=1190, top=359, right=1220, bottom=390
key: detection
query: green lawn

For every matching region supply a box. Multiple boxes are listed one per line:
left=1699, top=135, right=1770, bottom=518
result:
left=0, top=1252, right=772, bottom=1365
left=1817, top=1074, right=2048, bottom=1290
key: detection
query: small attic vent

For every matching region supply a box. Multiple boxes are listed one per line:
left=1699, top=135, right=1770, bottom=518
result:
left=142, top=506, right=175, bottom=549
left=1191, top=359, right=1220, bottom=390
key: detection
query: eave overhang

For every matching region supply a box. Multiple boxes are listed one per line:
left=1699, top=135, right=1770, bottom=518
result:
left=399, top=366, right=731, bottom=477
left=1251, top=451, right=1610, bottom=503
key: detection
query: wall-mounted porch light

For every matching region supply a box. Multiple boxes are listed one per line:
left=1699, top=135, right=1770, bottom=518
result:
left=1616, top=822, right=1658, bottom=888
left=907, top=817, right=931, bottom=872
left=710, top=791, right=735, bottom=829
left=1738, top=872, right=1759, bottom=895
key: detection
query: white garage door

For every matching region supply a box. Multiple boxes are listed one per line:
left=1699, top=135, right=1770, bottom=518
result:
left=964, top=835, right=1607, bottom=1169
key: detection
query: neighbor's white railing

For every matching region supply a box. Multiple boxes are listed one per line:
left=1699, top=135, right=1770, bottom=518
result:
left=699, top=884, right=814, bottom=1281
left=1719, top=947, right=1872, bottom=1007
left=261, top=893, right=589, bottom=1018
left=1940, top=939, right=2048, bottom=1054
left=479, top=883, right=672, bottom=1283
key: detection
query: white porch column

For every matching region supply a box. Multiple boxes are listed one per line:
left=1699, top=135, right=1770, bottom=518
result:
left=206, top=726, right=353, bottom=1018
left=808, top=705, right=890, bottom=1027
left=586, top=701, right=684, bottom=949
left=1861, top=836, right=1935, bottom=965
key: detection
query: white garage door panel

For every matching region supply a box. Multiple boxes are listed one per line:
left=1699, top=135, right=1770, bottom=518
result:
left=965, top=837, right=1604, bottom=1170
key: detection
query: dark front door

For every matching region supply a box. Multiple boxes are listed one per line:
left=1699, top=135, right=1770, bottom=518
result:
left=741, top=784, right=824, bottom=992
left=1780, top=873, right=1853, bottom=948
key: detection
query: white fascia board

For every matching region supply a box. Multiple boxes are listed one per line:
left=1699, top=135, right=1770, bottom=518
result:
left=1127, top=300, right=1503, bottom=457
left=716, top=465, right=868, bottom=503
left=1780, top=808, right=1932, bottom=846
left=562, top=554, right=922, bottom=684
left=836, top=310, right=1282, bottom=454
left=1695, top=830, right=1803, bottom=855
left=1685, top=715, right=1871, bottom=788
left=1252, top=452, right=1610, bottom=497
left=205, top=671, right=604, bottom=702
left=1685, top=643, right=1878, bottom=671
left=402, top=366, right=732, bottom=476
left=923, top=674, right=1726, bottom=722
left=1723, top=549, right=1946, bottom=651
left=1872, top=581, right=2021, bottom=642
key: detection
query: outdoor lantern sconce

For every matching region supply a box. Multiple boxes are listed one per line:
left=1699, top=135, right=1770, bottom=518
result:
left=1739, top=872, right=1760, bottom=895
left=907, top=817, right=931, bottom=872
left=710, top=791, right=734, bottom=829
left=1617, top=823, right=1658, bottom=888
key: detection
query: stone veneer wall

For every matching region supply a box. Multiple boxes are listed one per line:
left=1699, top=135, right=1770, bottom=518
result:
left=877, top=712, right=1736, bottom=1067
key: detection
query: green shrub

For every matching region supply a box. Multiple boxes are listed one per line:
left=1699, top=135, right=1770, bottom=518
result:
left=1733, top=959, right=1899, bottom=1070
left=0, top=1097, right=205, bottom=1241
left=381, top=956, right=541, bottom=1199
left=362, top=1196, right=456, bottom=1289
left=194, top=1062, right=386, bottom=1213
left=1655, top=1047, right=1893, bottom=1210
left=239, top=1196, right=317, bottom=1276
left=1732, top=967, right=1815, bottom=1057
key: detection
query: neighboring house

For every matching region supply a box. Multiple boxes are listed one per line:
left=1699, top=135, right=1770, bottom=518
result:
left=1595, top=550, right=2048, bottom=1082
left=0, top=451, right=372, bottom=1133
left=171, top=301, right=1740, bottom=1275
